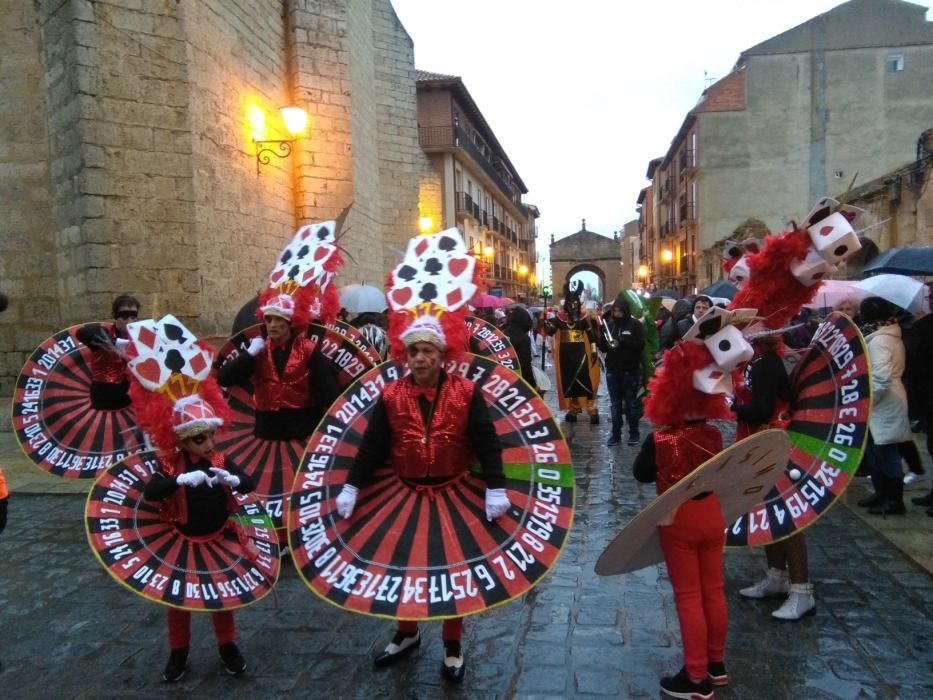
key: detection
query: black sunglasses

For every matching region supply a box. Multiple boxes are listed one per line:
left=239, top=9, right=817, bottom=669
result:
left=116, top=309, right=138, bottom=320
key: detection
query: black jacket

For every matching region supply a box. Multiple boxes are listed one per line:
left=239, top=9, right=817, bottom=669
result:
left=732, top=351, right=791, bottom=426
left=144, top=454, right=254, bottom=536
left=596, top=315, right=644, bottom=373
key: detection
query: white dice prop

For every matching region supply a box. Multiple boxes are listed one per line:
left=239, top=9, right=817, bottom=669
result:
left=728, top=255, right=751, bottom=287
left=692, top=363, right=734, bottom=395
left=807, top=212, right=861, bottom=264
left=791, top=248, right=836, bottom=287
left=703, top=325, right=754, bottom=373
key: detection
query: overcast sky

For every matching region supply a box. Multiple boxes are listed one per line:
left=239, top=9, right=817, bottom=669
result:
left=391, top=0, right=897, bottom=285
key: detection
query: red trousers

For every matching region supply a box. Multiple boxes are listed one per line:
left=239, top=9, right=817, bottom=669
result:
left=167, top=608, right=236, bottom=650
left=658, top=496, right=728, bottom=681
left=398, top=617, right=463, bottom=642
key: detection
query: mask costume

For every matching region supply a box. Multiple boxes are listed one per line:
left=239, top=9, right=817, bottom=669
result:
left=547, top=279, right=601, bottom=423
left=597, top=303, right=789, bottom=699
left=12, top=299, right=146, bottom=479
left=215, top=218, right=374, bottom=536
left=724, top=200, right=871, bottom=622
left=85, top=315, right=279, bottom=683
left=288, top=229, right=573, bottom=686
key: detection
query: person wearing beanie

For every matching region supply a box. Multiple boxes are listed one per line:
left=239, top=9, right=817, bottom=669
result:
left=597, top=295, right=645, bottom=446
left=334, top=229, right=508, bottom=684
left=75, top=294, right=140, bottom=410
left=856, top=296, right=912, bottom=516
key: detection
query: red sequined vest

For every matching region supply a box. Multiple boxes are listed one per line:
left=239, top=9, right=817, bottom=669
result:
left=91, top=324, right=127, bottom=384
left=253, top=335, right=315, bottom=411
left=654, top=423, right=723, bottom=495
left=384, top=374, right=475, bottom=480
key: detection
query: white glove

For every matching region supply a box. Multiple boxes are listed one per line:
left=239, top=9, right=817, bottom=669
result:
left=114, top=338, right=130, bottom=357
left=210, top=467, right=240, bottom=489
left=485, top=488, right=510, bottom=521
left=336, top=484, right=359, bottom=519
left=176, top=470, right=213, bottom=488
left=246, top=336, right=265, bottom=356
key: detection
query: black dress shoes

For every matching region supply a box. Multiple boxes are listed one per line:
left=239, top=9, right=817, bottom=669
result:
left=373, top=630, right=420, bottom=667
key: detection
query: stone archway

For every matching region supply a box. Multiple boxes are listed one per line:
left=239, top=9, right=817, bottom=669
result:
left=549, top=222, right=622, bottom=304
left=563, top=263, right=607, bottom=302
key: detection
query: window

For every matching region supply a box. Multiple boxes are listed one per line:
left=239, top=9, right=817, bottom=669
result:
left=887, top=54, right=904, bottom=72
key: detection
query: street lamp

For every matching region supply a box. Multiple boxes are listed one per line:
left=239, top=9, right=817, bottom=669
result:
left=418, top=216, right=433, bottom=234
left=660, top=249, right=673, bottom=263
left=254, top=104, right=310, bottom=174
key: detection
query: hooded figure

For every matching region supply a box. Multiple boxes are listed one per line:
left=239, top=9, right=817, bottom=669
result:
left=596, top=295, right=645, bottom=446
left=502, top=305, right=539, bottom=393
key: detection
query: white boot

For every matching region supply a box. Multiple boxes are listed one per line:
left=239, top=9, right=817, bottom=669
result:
left=771, top=583, right=816, bottom=620
left=739, top=567, right=789, bottom=599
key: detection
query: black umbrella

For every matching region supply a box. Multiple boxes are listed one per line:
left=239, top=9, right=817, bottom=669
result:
left=655, top=289, right=681, bottom=299
left=700, top=280, right=738, bottom=300
left=862, top=247, right=933, bottom=276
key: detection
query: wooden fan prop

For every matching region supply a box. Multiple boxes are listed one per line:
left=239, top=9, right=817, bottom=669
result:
left=595, top=430, right=789, bottom=576
left=288, top=354, right=573, bottom=620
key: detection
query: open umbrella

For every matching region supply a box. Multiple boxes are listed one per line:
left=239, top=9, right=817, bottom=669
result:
left=471, top=293, right=509, bottom=308
left=700, top=280, right=737, bottom=300
left=655, top=289, right=680, bottom=299
left=862, top=247, right=933, bottom=276
left=802, top=279, right=868, bottom=310
left=338, top=284, right=386, bottom=314
left=854, top=274, right=926, bottom=312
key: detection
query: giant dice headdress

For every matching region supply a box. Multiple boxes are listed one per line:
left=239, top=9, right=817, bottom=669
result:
left=385, top=228, right=480, bottom=361
left=645, top=307, right=757, bottom=427
left=723, top=197, right=862, bottom=329
left=257, top=215, right=347, bottom=331
left=124, top=315, right=229, bottom=466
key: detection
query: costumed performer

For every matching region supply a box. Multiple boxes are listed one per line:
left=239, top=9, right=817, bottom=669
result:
left=726, top=198, right=863, bottom=621
left=597, top=294, right=645, bottom=446
left=333, top=229, right=509, bottom=684
left=546, top=280, right=600, bottom=423
left=125, top=321, right=256, bottom=683
left=74, top=294, right=140, bottom=410
left=632, top=306, right=756, bottom=699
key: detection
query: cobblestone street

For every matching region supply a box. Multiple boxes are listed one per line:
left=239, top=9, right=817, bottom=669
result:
left=1, top=378, right=932, bottom=699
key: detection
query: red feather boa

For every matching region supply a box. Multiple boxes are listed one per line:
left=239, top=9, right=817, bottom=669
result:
left=644, top=341, right=732, bottom=427
left=728, top=229, right=820, bottom=329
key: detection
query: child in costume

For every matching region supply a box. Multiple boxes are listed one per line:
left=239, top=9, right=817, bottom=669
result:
left=125, top=319, right=256, bottom=683
left=632, top=311, right=749, bottom=699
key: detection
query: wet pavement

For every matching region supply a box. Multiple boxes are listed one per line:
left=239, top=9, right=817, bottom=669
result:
left=1, top=369, right=932, bottom=699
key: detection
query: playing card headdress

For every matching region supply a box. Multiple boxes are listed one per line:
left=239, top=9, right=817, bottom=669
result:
left=385, top=228, right=480, bottom=361
left=124, top=315, right=230, bottom=467
left=257, top=214, right=347, bottom=331
left=723, top=197, right=862, bottom=329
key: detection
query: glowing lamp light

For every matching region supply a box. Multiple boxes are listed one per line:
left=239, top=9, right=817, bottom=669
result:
left=483, top=245, right=495, bottom=259
left=418, top=216, right=433, bottom=233
left=280, top=105, right=308, bottom=136
left=637, top=264, right=650, bottom=278
left=248, top=104, right=266, bottom=141
left=519, top=264, right=529, bottom=276
left=661, top=249, right=674, bottom=263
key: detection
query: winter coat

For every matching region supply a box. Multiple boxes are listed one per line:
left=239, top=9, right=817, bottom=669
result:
left=865, top=324, right=912, bottom=445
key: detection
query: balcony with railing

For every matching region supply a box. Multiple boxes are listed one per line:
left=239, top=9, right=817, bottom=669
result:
left=679, top=200, right=696, bottom=225
left=679, top=148, right=696, bottom=172
left=418, top=124, right=518, bottom=199
left=455, top=191, right=479, bottom=221
left=658, top=178, right=672, bottom=201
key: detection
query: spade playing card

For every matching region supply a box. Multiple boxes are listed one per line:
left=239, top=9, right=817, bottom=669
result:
left=126, top=315, right=212, bottom=391
left=267, top=221, right=339, bottom=294
left=388, top=228, right=477, bottom=311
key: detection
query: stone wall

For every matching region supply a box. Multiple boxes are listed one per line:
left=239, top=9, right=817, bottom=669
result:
left=0, top=1, right=57, bottom=388
left=0, top=0, right=435, bottom=395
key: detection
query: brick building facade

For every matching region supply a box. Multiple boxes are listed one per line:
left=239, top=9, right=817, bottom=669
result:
left=0, top=0, right=437, bottom=392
